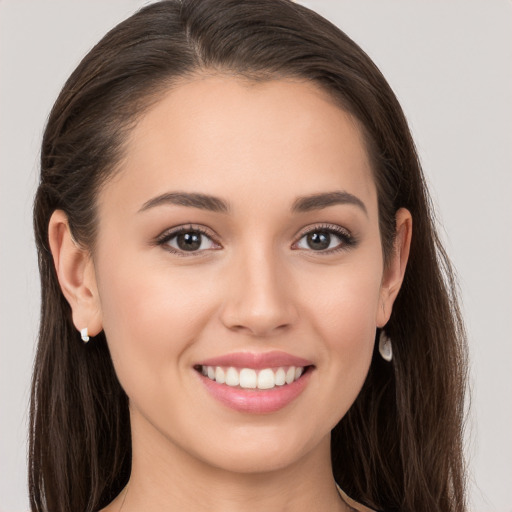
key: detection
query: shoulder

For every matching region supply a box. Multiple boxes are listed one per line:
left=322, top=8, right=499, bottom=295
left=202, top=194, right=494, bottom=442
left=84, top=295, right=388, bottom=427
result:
left=336, top=485, right=377, bottom=512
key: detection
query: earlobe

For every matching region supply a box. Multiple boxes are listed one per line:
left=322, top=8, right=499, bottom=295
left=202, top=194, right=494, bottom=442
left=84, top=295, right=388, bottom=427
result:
left=376, top=208, right=412, bottom=327
left=48, top=210, right=102, bottom=337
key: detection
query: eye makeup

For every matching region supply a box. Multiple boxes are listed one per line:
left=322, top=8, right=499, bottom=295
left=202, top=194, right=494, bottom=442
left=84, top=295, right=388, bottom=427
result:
left=153, top=222, right=358, bottom=257
left=293, top=223, right=358, bottom=255
left=154, top=224, right=220, bottom=257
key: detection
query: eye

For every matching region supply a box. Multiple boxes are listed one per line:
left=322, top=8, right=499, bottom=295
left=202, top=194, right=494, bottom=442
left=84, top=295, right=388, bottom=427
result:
left=156, top=225, right=220, bottom=255
left=294, top=225, right=355, bottom=253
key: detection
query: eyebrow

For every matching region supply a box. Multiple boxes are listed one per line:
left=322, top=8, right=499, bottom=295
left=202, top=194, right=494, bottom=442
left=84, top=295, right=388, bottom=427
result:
left=291, top=191, right=367, bottom=215
left=138, top=190, right=367, bottom=215
left=139, top=192, right=230, bottom=214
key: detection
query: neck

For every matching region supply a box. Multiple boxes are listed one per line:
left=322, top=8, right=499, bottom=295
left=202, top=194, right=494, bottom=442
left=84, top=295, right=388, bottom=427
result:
left=112, top=410, right=350, bottom=512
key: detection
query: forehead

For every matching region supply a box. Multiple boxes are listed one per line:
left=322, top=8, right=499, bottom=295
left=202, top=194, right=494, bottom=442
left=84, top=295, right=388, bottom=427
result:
left=101, top=75, right=377, bottom=218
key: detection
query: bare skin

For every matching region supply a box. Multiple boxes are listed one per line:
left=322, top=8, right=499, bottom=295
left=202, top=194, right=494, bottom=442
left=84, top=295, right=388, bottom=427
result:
left=49, top=75, right=411, bottom=512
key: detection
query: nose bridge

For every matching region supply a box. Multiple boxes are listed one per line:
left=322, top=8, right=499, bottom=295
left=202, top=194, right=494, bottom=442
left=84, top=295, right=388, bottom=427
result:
left=220, top=238, right=297, bottom=336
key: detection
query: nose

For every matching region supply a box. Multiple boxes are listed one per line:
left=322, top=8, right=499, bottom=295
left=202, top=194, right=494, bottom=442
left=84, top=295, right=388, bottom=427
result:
left=219, top=246, right=298, bottom=338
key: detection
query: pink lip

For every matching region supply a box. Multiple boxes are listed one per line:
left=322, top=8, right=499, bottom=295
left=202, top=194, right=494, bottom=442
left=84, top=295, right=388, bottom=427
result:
left=197, top=368, right=313, bottom=414
left=196, top=350, right=313, bottom=369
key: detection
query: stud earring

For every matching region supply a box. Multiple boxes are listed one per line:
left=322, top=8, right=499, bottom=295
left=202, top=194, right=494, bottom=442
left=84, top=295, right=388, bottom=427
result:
left=378, top=330, right=393, bottom=362
left=80, top=328, right=90, bottom=343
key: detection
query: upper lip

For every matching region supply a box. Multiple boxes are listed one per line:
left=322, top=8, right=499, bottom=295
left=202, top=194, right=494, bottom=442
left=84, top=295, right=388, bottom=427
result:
left=196, top=351, right=314, bottom=369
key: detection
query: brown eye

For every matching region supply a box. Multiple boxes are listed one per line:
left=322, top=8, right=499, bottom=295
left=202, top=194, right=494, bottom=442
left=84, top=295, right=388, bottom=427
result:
left=160, top=228, right=219, bottom=254
left=295, top=225, right=355, bottom=253
left=305, top=231, right=332, bottom=250
left=297, top=230, right=341, bottom=251
left=175, top=232, right=203, bottom=251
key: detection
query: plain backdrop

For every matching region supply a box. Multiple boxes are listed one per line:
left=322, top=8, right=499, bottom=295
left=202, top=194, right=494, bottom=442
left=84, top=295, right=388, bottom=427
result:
left=0, top=1, right=510, bottom=511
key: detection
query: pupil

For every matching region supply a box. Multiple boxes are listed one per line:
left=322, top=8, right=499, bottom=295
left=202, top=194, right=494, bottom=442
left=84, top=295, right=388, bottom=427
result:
left=307, top=231, right=330, bottom=250
left=177, top=232, right=201, bottom=251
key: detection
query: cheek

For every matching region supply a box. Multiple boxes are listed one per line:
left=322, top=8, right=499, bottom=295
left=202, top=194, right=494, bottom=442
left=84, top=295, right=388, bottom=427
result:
left=95, top=252, right=217, bottom=390
left=301, top=260, right=382, bottom=392
left=308, top=261, right=381, bottom=341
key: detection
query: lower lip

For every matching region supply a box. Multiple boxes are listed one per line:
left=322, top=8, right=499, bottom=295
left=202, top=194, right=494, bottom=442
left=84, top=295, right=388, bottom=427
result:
left=197, top=369, right=313, bottom=414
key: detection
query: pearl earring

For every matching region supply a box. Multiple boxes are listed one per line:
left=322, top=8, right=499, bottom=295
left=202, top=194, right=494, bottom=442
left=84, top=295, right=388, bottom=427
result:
left=378, top=330, right=392, bottom=362
left=80, top=328, right=90, bottom=343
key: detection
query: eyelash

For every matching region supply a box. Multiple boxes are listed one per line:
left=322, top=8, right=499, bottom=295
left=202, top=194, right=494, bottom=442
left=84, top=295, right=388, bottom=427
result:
left=155, top=225, right=217, bottom=257
left=295, top=223, right=357, bottom=254
left=155, top=223, right=357, bottom=257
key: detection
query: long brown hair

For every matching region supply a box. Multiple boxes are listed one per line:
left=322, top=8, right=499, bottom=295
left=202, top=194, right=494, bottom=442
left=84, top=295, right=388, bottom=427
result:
left=30, top=1, right=468, bottom=511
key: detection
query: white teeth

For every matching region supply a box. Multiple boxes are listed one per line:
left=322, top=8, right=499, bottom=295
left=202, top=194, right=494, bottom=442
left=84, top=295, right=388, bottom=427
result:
left=215, top=367, right=225, bottom=384
left=285, top=366, right=296, bottom=384
left=225, top=367, right=240, bottom=387
left=200, top=365, right=306, bottom=389
left=275, top=367, right=286, bottom=386
left=239, top=368, right=257, bottom=389
left=257, top=368, right=275, bottom=389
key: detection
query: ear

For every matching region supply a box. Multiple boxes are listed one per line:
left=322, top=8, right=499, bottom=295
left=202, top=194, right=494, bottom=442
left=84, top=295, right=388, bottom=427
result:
left=376, top=208, right=412, bottom=327
left=48, top=210, right=103, bottom=337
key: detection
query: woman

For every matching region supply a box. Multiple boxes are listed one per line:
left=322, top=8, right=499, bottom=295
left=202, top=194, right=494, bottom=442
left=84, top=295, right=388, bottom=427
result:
left=30, top=1, right=467, bottom=511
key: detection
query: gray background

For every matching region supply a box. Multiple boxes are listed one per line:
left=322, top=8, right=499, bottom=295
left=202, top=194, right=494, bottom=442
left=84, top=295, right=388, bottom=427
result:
left=1, top=1, right=510, bottom=510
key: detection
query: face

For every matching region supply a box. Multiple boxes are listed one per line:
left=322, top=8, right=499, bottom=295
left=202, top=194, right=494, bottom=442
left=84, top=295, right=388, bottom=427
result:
left=90, top=76, right=397, bottom=474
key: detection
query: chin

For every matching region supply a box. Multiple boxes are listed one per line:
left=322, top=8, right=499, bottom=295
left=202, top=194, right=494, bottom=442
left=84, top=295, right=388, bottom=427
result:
left=184, top=426, right=328, bottom=476
left=204, top=447, right=306, bottom=475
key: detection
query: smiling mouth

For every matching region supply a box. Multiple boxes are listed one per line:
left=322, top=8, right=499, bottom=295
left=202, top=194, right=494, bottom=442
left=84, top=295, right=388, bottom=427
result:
left=194, top=365, right=313, bottom=390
